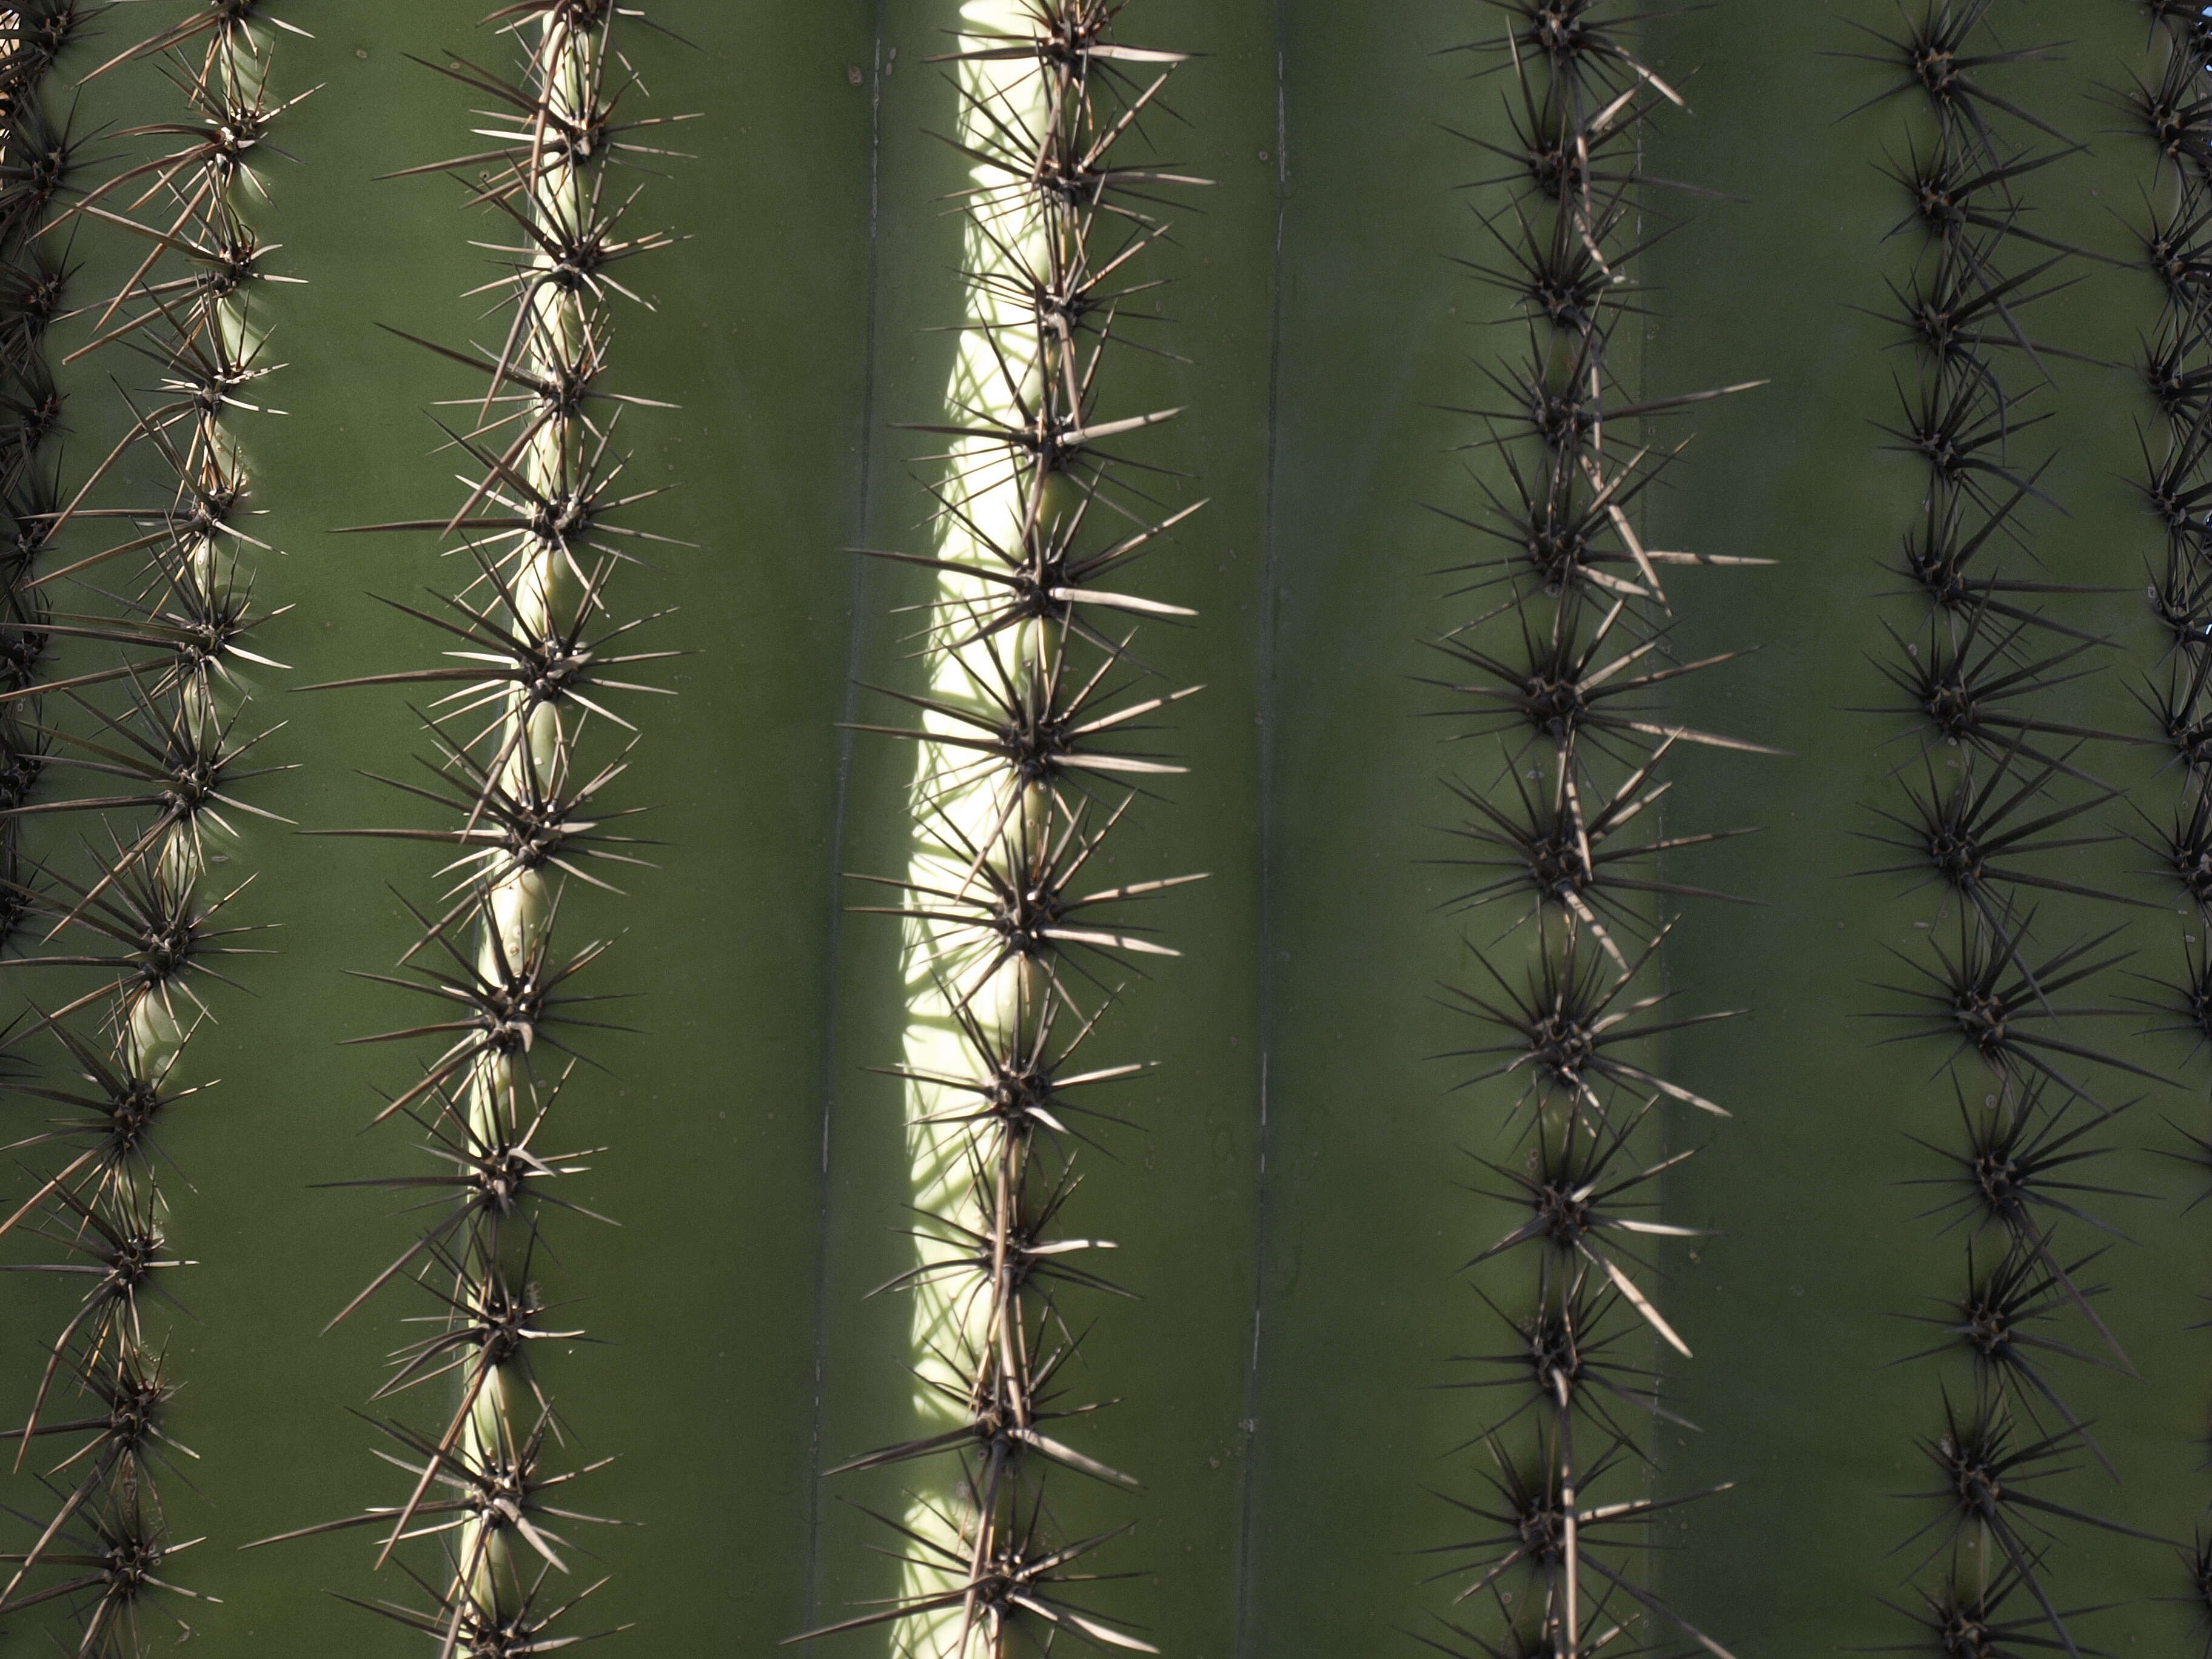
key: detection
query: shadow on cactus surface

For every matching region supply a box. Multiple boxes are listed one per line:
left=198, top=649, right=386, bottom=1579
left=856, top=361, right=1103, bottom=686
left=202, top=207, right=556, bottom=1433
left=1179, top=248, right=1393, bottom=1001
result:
left=0, top=0, right=2191, bottom=1654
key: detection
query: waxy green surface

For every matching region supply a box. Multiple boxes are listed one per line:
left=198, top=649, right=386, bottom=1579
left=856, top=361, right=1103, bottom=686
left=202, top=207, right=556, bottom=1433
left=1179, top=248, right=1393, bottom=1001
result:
left=1645, top=2, right=2205, bottom=1647
left=3, top=3, right=883, bottom=1651
left=813, top=5, right=1276, bottom=1656
left=0, top=2, right=2192, bottom=1654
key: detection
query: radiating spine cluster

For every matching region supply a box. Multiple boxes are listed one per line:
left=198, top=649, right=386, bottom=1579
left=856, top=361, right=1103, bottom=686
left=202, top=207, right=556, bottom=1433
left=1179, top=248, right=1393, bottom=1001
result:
left=1421, top=5, right=1762, bottom=1655
left=0, top=2, right=303, bottom=1647
left=806, top=4, right=1204, bottom=1654
left=0, top=1, right=73, bottom=972
left=1841, top=4, right=2166, bottom=1646
left=2122, top=0, right=2212, bottom=1624
left=252, top=5, right=688, bottom=1650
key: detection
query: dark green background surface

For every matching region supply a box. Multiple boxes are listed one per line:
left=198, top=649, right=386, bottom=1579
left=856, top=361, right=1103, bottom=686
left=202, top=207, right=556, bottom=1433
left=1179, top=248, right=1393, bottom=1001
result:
left=0, top=1, right=2192, bottom=1652
left=1646, top=3, right=2201, bottom=1649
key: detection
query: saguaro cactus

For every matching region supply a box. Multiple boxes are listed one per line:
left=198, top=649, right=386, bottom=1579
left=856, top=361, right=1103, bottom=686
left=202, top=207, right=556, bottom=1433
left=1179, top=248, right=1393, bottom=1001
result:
left=0, top=3, right=299, bottom=1649
left=1391, top=8, right=1778, bottom=1658
left=0, top=0, right=2204, bottom=1654
left=243, top=4, right=689, bottom=1651
left=1840, top=9, right=2173, bottom=1649
left=806, top=7, right=1204, bottom=1656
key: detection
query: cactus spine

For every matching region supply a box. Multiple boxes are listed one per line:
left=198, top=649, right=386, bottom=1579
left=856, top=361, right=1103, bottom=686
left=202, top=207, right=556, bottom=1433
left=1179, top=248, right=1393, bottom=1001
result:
left=2125, top=0, right=2212, bottom=1620
left=250, top=5, right=688, bottom=1651
left=0, top=2, right=302, bottom=1644
left=811, top=4, right=1207, bottom=1653
left=1422, top=5, right=1766, bottom=1655
left=1838, top=4, right=2167, bottom=1646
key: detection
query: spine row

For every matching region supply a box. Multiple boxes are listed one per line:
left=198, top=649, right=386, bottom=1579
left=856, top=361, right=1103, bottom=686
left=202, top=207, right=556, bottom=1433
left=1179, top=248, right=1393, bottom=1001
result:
left=1426, top=5, right=1762, bottom=1655
left=1844, top=4, right=2156, bottom=1646
left=254, top=5, right=688, bottom=1652
left=806, top=4, right=1205, bottom=1654
left=2125, top=0, right=2212, bottom=1621
left=0, top=3, right=299, bottom=1646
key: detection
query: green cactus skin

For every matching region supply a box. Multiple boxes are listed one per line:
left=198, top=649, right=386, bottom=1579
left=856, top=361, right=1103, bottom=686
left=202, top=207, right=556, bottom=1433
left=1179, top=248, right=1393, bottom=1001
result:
left=2120, top=1, right=2212, bottom=1630
left=0, top=2, right=2189, bottom=1654
left=1838, top=9, right=2162, bottom=1652
left=1412, top=8, right=1772, bottom=1654
left=1643, top=2, right=2208, bottom=1651
left=800, top=7, right=1218, bottom=1655
left=233, top=5, right=700, bottom=1650
left=0, top=5, right=303, bottom=1646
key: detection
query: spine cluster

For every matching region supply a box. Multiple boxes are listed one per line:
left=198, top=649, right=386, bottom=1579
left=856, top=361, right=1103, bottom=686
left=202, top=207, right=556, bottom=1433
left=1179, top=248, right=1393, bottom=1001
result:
left=1844, top=3, right=2163, bottom=1646
left=252, top=5, right=687, bottom=1651
left=807, top=3, right=1204, bottom=1654
left=1424, top=5, right=1761, bottom=1655
left=0, top=2, right=301, bottom=1647
left=2125, top=0, right=2212, bottom=1621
